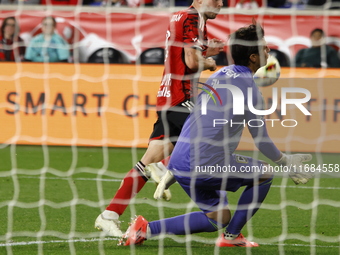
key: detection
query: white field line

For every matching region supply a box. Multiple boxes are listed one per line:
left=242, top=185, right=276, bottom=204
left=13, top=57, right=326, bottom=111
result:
left=1, top=176, right=338, bottom=249
left=0, top=237, right=339, bottom=248
left=0, top=237, right=119, bottom=247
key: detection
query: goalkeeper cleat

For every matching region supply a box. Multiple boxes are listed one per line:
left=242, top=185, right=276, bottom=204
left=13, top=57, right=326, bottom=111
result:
left=95, top=214, right=123, bottom=237
left=215, top=233, right=259, bottom=247
left=118, top=215, right=148, bottom=246
left=145, top=163, right=172, bottom=201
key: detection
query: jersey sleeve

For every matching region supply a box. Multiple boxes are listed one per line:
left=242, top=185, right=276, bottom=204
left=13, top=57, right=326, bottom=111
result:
left=182, top=15, right=206, bottom=52
left=245, top=84, right=281, bottom=161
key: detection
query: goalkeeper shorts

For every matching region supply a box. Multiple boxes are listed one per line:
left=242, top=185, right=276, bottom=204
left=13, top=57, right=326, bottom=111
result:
left=171, top=154, right=268, bottom=213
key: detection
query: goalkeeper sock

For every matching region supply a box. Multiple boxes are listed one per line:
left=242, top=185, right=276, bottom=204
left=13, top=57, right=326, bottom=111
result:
left=223, top=231, right=238, bottom=240
left=148, top=211, right=225, bottom=236
left=226, top=177, right=273, bottom=235
left=105, top=161, right=148, bottom=215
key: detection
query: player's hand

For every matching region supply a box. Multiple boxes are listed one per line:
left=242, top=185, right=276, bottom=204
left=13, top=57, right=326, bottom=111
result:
left=275, top=153, right=314, bottom=185
left=207, top=38, right=224, bottom=57
left=154, top=170, right=176, bottom=200
left=206, top=57, right=217, bottom=71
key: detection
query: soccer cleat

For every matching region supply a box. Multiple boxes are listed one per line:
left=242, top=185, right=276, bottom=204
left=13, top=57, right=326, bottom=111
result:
left=215, top=233, right=259, bottom=247
left=95, top=214, right=123, bottom=237
left=118, top=215, right=148, bottom=246
left=145, top=163, right=172, bottom=201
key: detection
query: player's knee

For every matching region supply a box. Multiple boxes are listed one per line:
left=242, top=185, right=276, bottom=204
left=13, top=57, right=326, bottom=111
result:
left=205, top=208, right=231, bottom=226
left=141, top=139, right=173, bottom=164
left=259, top=162, right=274, bottom=183
left=259, top=172, right=274, bottom=184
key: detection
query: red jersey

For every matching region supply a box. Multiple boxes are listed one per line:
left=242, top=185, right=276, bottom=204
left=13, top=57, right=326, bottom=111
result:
left=156, top=6, right=208, bottom=110
left=0, top=36, right=25, bottom=61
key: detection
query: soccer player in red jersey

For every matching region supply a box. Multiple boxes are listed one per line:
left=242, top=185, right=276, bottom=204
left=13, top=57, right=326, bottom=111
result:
left=95, top=0, right=224, bottom=237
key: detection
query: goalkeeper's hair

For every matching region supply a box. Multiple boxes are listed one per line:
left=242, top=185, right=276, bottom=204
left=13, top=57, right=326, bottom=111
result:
left=229, top=21, right=265, bottom=66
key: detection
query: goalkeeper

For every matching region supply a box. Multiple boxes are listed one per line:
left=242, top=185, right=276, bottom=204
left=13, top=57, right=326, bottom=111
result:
left=120, top=21, right=314, bottom=247
left=95, top=0, right=224, bottom=237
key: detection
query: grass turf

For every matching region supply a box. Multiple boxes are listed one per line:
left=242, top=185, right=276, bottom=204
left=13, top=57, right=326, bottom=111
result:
left=0, top=145, right=339, bottom=254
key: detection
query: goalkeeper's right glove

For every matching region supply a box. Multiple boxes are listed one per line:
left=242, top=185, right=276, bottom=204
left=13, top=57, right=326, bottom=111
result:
left=275, top=153, right=314, bottom=185
left=154, top=170, right=176, bottom=200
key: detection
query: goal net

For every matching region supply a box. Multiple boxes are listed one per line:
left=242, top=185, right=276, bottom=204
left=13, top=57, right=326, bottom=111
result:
left=0, top=5, right=339, bottom=255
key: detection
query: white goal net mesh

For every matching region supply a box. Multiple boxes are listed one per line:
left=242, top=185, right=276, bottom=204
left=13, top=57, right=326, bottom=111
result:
left=0, top=5, right=339, bottom=255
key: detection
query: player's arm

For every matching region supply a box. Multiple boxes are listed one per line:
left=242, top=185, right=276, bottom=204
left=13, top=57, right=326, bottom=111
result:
left=245, top=89, right=313, bottom=184
left=246, top=117, right=281, bottom=161
left=181, top=15, right=217, bottom=72
left=184, top=47, right=216, bottom=72
left=247, top=118, right=313, bottom=184
left=205, top=38, right=224, bottom=58
left=242, top=85, right=280, bottom=160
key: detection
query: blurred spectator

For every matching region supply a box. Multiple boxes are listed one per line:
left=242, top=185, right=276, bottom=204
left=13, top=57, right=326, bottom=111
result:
left=89, top=0, right=154, bottom=6
left=228, top=0, right=262, bottom=8
left=306, top=0, right=340, bottom=9
left=0, top=17, right=25, bottom=62
left=25, top=16, right=70, bottom=63
left=0, top=0, right=40, bottom=4
left=235, top=0, right=259, bottom=8
left=295, top=28, right=340, bottom=68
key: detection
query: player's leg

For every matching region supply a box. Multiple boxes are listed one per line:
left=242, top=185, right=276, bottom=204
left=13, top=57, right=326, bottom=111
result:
left=105, top=139, right=173, bottom=213
left=225, top=173, right=273, bottom=236
left=119, top=176, right=230, bottom=245
left=119, top=211, right=224, bottom=246
left=217, top=155, right=273, bottom=247
left=119, top=207, right=229, bottom=246
left=106, top=108, right=187, bottom=215
left=143, top=108, right=189, bottom=199
left=95, top=109, right=189, bottom=236
left=95, top=139, right=173, bottom=236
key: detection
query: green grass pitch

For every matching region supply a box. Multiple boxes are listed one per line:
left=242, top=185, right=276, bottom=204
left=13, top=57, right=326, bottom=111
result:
left=0, top=145, right=339, bottom=254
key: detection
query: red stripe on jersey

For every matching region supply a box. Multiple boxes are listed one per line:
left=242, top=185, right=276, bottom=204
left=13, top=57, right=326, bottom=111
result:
left=150, top=134, right=165, bottom=141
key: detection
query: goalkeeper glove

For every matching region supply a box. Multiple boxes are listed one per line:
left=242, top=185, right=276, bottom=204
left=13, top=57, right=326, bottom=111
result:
left=275, top=153, right=314, bottom=185
left=153, top=170, right=176, bottom=200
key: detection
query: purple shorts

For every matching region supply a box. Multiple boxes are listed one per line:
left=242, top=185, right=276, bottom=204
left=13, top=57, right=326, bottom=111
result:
left=172, top=154, right=267, bottom=213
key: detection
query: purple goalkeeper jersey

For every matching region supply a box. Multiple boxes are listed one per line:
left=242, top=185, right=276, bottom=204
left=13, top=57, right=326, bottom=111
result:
left=168, top=65, right=281, bottom=173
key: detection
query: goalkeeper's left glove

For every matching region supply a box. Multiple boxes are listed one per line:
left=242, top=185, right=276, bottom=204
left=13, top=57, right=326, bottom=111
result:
left=154, top=170, right=176, bottom=200
left=275, top=153, right=314, bottom=185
